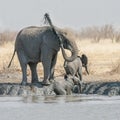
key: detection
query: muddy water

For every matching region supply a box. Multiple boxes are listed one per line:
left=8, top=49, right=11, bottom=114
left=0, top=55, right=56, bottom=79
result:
left=0, top=95, right=120, bottom=120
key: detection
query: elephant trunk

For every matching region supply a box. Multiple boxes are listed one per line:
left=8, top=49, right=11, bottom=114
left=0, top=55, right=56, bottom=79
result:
left=85, top=65, right=89, bottom=75
left=60, top=42, right=78, bottom=62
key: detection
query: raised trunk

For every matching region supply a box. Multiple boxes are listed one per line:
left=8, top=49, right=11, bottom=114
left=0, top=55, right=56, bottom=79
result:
left=60, top=41, right=78, bottom=62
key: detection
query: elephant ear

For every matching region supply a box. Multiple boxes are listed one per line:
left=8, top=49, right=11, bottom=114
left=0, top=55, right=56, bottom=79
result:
left=80, top=54, right=89, bottom=75
left=81, top=54, right=88, bottom=67
left=43, top=29, right=61, bottom=51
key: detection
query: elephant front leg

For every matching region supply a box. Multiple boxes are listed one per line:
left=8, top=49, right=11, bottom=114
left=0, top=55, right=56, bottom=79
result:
left=41, top=49, right=52, bottom=85
left=49, top=53, right=57, bottom=81
left=42, top=62, right=51, bottom=85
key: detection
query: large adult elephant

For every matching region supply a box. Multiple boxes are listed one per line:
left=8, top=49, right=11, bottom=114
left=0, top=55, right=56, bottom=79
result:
left=8, top=26, right=78, bottom=85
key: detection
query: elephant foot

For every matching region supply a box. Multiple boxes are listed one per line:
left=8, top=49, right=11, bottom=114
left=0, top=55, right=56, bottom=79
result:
left=21, top=81, right=27, bottom=86
left=31, top=82, right=39, bottom=86
left=32, top=80, right=39, bottom=84
left=49, top=79, right=55, bottom=83
left=42, top=80, right=51, bottom=86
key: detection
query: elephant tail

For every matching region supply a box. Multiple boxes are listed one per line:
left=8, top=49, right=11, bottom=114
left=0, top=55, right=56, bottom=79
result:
left=8, top=49, right=16, bottom=68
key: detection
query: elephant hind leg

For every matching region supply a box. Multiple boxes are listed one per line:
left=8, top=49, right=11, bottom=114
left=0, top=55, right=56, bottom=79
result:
left=28, top=62, right=39, bottom=84
left=17, top=51, right=27, bottom=85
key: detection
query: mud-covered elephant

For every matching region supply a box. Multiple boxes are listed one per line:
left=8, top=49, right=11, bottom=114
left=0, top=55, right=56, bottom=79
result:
left=47, top=75, right=81, bottom=95
left=8, top=26, right=78, bottom=85
left=64, top=54, right=89, bottom=82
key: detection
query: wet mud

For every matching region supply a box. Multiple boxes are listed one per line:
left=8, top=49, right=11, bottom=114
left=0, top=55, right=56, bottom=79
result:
left=0, top=80, right=120, bottom=96
left=82, top=81, right=120, bottom=96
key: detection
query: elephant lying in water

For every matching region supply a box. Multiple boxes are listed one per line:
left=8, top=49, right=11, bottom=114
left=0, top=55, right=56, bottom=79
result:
left=48, top=75, right=81, bottom=95
left=64, top=54, right=89, bottom=83
left=8, top=26, right=78, bottom=85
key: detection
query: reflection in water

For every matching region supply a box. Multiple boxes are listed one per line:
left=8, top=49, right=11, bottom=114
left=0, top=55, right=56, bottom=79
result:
left=22, top=94, right=120, bottom=104
left=0, top=95, right=120, bottom=120
left=1, top=94, right=120, bottom=104
left=23, top=95, right=87, bottom=103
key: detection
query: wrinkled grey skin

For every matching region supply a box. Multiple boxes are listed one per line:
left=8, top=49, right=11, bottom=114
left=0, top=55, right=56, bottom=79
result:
left=64, top=57, right=82, bottom=80
left=9, top=26, right=78, bottom=85
left=64, top=54, right=89, bottom=92
left=49, top=75, right=81, bottom=95
left=64, top=54, right=89, bottom=80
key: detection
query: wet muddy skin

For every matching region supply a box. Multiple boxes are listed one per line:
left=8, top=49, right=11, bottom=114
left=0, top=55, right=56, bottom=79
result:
left=0, top=81, right=120, bottom=96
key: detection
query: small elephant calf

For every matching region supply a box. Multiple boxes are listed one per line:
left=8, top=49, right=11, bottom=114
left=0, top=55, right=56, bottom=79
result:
left=49, top=75, right=81, bottom=95
left=63, top=54, right=89, bottom=92
left=64, top=54, right=89, bottom=81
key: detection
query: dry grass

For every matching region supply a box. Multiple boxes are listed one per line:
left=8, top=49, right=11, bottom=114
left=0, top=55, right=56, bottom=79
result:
left=77, top=39, right=120, bottom=74
left=0, top=39, right=120, bottom=82
left=0, top=41, right=19, bottom=71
